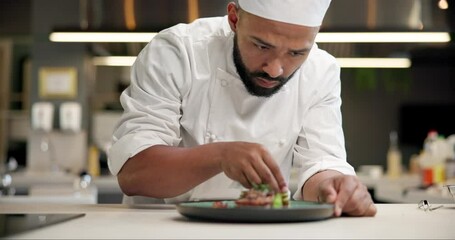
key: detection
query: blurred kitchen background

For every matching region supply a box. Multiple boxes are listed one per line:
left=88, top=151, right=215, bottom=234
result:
left=1, top=0, right=455, bottom=204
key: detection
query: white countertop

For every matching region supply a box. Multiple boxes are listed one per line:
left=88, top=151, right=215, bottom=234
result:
left=1, top=203, right=454, bottom=239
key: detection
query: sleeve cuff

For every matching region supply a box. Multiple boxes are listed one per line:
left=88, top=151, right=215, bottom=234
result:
left=107, top=133, right=167, bottom=175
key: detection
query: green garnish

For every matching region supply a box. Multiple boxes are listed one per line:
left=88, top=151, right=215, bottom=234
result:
left=251, top=183, right=271, bottom=192
left=249, top=184, right=290, bottom=208
left=273, top=193, right=283, bottom=208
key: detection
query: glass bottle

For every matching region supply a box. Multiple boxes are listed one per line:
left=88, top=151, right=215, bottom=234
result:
left=387, top=131, right=402, bottom=179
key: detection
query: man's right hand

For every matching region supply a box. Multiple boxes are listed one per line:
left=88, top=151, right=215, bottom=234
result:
left=117, top=142, right=287, bottom=198
left=216, top=142, right=288, bottom=193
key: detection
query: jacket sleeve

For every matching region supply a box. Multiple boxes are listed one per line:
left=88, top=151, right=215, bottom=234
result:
left=292, top=51, right=355, bottom=200
left=107, top=32, right=191, bottom=176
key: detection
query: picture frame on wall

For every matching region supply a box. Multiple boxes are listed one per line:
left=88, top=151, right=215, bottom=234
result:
left=39, top=67, right=77, bottom=99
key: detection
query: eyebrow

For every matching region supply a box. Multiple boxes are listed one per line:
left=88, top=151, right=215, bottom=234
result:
left=251, top=36, right=311, bottom=53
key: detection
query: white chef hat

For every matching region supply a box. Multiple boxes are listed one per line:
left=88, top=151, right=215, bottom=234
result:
left=237, top=0, right=332, bottom=27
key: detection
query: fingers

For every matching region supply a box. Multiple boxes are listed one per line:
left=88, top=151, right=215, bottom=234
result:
left=318, top=181, right=337, bottom=203
left=237, top=173, right=253, bottom=189
left=318, top=177, right=345, bottom=216
left=255, top=149, right=287, bottom=192
left=318, top=175, right=376, bottom=217
left=332, top=176, right=358, bottom=216
left=365, top=202, right=377, bottom=216
left=239, top=152, right=283, bottom=192
left=223, top=161, right=259, bottom=189
left=240, top=165, right=262, bottom=188
left=340, top=183, right=375, bottom=216
left=220, top=142, right=287, bottom=193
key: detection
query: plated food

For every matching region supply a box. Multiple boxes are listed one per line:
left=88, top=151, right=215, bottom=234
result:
left=213, top=184, right=290, bottom=208
left=177, top=200, right=334, bottom=223
left=176, top=183, right=334, bottom=222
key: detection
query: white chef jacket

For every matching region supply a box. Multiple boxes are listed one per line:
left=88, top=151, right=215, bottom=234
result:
left=107, top=16, right=355, bottom=204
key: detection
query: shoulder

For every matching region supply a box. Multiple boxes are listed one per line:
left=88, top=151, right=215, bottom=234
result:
left=301, top=44, right=340, bottom=81
left=136, top=16, right=229, bottom=61
left=305, top=44, right=339, bottom=71
left=137, top=16, right=230, bottom=61
left=159, top=16, right=231, bottom=43
left=294, top=44, right=341, bottom=96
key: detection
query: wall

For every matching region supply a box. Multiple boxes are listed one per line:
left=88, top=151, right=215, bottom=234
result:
left=1, top=0, right=454, bottom=173
left=341, top=54, right=455, bottom=170
left=30, top=0, right=90, bottom=131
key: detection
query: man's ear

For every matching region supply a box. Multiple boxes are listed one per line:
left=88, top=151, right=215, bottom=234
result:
left=227, top=2, right=239, bottom=32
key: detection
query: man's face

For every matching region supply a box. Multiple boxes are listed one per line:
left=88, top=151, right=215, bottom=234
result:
left=233, top=34, right=296, bottom=97
left=228, top=5, right=319, bottom=97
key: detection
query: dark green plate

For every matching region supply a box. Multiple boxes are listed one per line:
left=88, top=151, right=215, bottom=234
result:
left=176, top=201, right=334, bottom=223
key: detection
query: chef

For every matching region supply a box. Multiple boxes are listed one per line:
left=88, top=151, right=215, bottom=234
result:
left=108, top=0, right=377, bottom=216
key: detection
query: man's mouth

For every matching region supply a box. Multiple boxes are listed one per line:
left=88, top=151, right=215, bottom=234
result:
left=254, top=77, right=280, bottom=89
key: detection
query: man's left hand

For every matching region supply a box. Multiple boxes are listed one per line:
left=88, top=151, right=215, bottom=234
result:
left=317, top=174, right=377, bottom=217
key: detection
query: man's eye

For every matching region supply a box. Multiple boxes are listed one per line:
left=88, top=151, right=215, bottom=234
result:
left=290, top=52, right=305, bottom=57
left=256, top=44, right=269, bottom=50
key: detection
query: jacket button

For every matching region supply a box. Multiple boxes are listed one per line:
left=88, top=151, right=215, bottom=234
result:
left=278, top=139, right=286, bottom=147
left=220, top=79, right=228, bottom=87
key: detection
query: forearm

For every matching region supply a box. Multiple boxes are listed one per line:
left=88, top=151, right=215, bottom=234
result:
left=118, top=143, right=225, bottom=198
left=301, top=169, right=343, bottom=201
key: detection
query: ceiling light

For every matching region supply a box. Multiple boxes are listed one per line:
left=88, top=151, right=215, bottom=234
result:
left=50, top=31, right=450, bottom=43
left=438, top=0, right=449, bottom=10
left=49, top=32, right=157, bottom=42
left=336, top=58, right=411, bottom=68
left=92, top=56, right=136, bottom=66
left=93, top=56, right=411, bottom=68
left=316, top=32, right=451, bottom=43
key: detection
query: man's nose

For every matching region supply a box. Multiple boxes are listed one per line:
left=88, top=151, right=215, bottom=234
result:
left=262, top=59, right=284, bottom=78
